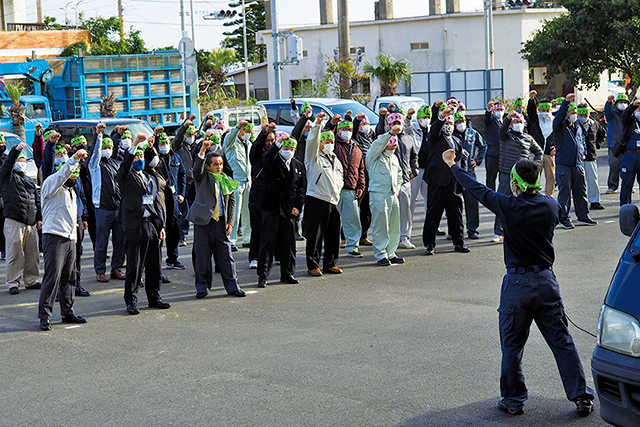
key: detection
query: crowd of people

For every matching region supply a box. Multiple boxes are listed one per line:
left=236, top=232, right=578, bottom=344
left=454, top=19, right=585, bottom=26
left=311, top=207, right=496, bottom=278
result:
left=2, top=88, right=633, bottom=416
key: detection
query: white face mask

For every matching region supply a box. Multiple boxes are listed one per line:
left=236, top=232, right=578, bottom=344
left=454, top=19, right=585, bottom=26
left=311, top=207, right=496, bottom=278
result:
left=635, top=111, right=640, bottom=120
left=618, top=103, right=628, bottom=111
left=101, top=149, right=112, bottom=158
left=360, top=124, right=370, bottom=134
left=539, top=112, right=552, bottom=120
left=442, top=124, right=454, bottom=136
left=383, top=149, right=395, bottom=157
left=512, top=123, right=525, bottom=133
left=510, top=181, right=519, bottom=197
left=13, top=161, right=27, bottom=173
left=418, top=118, right=430, bottom=129
left=455, top=123, right=466, bottom=133
left=149, top=156, right=160, bottom=168
left=241, top=132, right=251, bottom=141
left=493, top=111, right=504, bottom=120
left=339, top=130, right=352, bottom=141
left=184, top=137, right=194, bottom=145
left=567, top=114, right=578, bottom=124
left=280, top=149, right=294, bottom=161
left=322, top=143, right=334, bottom=155
left=120, top=138, right=132, bottom=149
left=158, top=145, right=170, bottom=155
left=54, top=156, right=68, bottom=166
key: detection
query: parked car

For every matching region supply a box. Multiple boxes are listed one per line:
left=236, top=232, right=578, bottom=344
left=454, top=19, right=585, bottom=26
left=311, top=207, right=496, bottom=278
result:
left=373, top=96, right=428, bottom=116
left=591, top=203, right=640, bottom=427
left=258, top=98, right=379, bottom=134
left=200, top=105, right=267, bottom=135
left=3, top=131, right=38, bottom=182
left=608, top=80, right=626, bottom=98
left=48, top=118, right=154, bottom=149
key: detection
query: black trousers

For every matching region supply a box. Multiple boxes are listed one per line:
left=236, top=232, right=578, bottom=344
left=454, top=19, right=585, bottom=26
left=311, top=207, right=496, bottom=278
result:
left=165, top=216, right=180, bottom=264
left=70, top=220, right=84, bottom=287
left=303, top=196, right=341, bottom=270
left=359, top=189, right=372, bottom=239
left=248, top=202, right=262, bottom=262
left=193, top=218, right=239, bottom=295
left=258, top=211, right=296, bottom=280
left=0, top=204, right=4, bottom=254
left=485, top=154, right=499, bottom=191
left=39, top=233, right=76, bottom=320
left=422, top=182, right=464, bottom=247
left=124, top=220, right=162, bottom=306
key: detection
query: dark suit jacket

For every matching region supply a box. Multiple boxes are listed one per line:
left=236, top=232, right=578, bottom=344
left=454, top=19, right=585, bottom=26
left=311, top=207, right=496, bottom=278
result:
left=262, top=143, right=306, bottom=219
left=423, top=117, right=463, bottom=189
left=116, top=150, right=165, bottom=232
left=186, top=154, right=235, bottom=227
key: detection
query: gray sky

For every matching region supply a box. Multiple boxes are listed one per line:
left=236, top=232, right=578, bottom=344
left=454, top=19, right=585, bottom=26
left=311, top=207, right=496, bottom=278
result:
left=33, top=0, right=482, bottom=52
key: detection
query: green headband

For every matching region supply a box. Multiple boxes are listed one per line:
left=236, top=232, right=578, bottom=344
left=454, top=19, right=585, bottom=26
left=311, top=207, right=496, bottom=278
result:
left=538, top=102, right=552, bottom=110
left=71, top=135, right=87, bottom=147
left=0, top=134, right=6, bottom=144
left=55, top=163, right=80, bottom=179
left=301, top=102, right=311, bottom=113
left=137, top=141, right=148, bottom=152
left=616, top=93, right=629, bottom=102
left=185, top=125, right=196, bottom=134
left=282, top=138, right=297, bottom=149
left=55, top=144, right=67, bottom=156
left=134, top=149, right=144, bottom=157
left=555, top=97, right=565, bottom=105
left=121, top=130, right=133, bottom=139
left=101, top=136, right=114, bottom=148
left=416, top=105, right=432, bottom=118
left=568, top=102, right=577, bottom=111
left=158, top=132, right=170, bottom=144
left=577, top=107, right=589, bottom=115
left=337, top=121, right=353, bottom=130
left=17, top=151, right=26, bottom=161
left=320, top=131, right=335, bottom=142
left=513, top=98, right=524, bottom=107
left=44, top=129, right=55, bottom=142
left=242, top=123, right=254, bottom=131
left=439, top=103, right=447, bottom=111
left=510, top=163, right=542, bottom=193
left=453, top=112, right=466, bottom=123
left=207, top=134, right=221, bottom=145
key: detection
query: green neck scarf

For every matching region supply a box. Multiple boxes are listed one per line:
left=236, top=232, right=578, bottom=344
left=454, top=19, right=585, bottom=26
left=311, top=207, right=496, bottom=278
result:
left=209, top=171, right=239, bottom=195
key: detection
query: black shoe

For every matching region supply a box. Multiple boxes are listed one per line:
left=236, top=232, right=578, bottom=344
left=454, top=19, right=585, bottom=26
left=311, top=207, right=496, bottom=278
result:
left=436, top=229, right=446, bottom=236
left=424, top=245, right=435, bottom=256
left=75, top=285, right=91, bottom=297
left=454, top=244, right=471, bottom=253
left=258, top=277, right=268, bottom=288
left=574, top=398, right=594, bottom=417
left=161, top=274, right=171, bottom=284
left=25, top=282, right=42, bottom=290
left=127, top=303, right=140, bottom=315
left=231, top=245, right=238, bottom=252
left=39, top=318, right=51, bottom=331
left=179, top=238, right=188, bottom=247
left=242, top=243, right=251, bottom=248
left=171, top=260, right=185, bottom=270
left=149, top=299, right=171, bottom=309
left=446, top=234, right=452, bottom=240
left=590, top=202, right=605, bottom=210
left=561, top=219, right=575, bottom=229
left=389, top=256, right=405, bottom=264
left=61, top=314, right=87, bottom=324
left=280, top=276, right=299, bottom=284
left=230, top=289, right=246, bottom=297
left=9, top=287, right=19, bottom=295
left=377, top=258, right=391, bottom=266
left=195, top=291, right=209, bottom=299
left=577, top=217, right=598, bottom=226
left=498, top=398, right=524, bottom=415
left=468, top=231, right=479, bottom=240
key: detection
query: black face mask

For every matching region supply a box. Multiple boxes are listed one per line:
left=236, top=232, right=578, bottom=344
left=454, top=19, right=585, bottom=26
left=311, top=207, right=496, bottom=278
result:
left=0, top=145, right=5, bottom=155
left=64, top=178, right=76, bottom=188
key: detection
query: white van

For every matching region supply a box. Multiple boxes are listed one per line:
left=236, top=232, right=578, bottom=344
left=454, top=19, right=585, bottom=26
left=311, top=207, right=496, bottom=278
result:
left=200, top=105, right=267, bottom=134
left=373, top=96, right=428, bottom=115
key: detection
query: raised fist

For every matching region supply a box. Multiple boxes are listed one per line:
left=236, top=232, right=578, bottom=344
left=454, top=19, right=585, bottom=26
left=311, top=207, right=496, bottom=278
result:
left=379, top=107, right=388, bottom=116
left=237, top=120, right=249, bottom=129
left=73, top=149, right=88, bottom=160
left=133, top=134, right=147, bottom=146
left=189, top=113, right=197, bottom=121
left=96, top=123, right=107, bottom=133
left=407, top=108, right=415, bottom=118
left=608, top=94, right=615, bottom=103
left=16, top=142, right=27, bottom=151
left=316, top=112, right=326, bottom=124
left=565, top=93, right=576, bottom=102
left=331, top=114, right=341, bottom=124
left=529, top=90, right=537, bottom=99
left=441, top=107, right=453, bottom=117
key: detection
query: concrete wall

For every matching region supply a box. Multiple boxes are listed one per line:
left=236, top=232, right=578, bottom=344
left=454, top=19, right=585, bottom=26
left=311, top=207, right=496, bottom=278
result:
left=0, top=30, right=91, bottom=63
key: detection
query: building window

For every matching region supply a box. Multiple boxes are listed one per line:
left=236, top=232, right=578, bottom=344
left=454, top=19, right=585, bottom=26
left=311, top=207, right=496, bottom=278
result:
left=290, top=79, right=312, bottom=96
left=303, top=50, right=308, bottom=58
left=411, top=42, right=429, bottom=51
left=349, top=46, right=365, bottom=54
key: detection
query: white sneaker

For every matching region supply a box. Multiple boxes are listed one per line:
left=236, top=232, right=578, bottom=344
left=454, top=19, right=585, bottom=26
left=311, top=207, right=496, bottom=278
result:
left=249, top=260, right=258, bottom=269
left=491, top=234, right=504, bottom=243
left=398, top=239, right=416, bottom=249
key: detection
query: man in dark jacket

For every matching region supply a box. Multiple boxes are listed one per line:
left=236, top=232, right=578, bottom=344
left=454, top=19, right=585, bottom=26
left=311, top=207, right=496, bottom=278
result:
left=117, top=134, right=171, bottom=315
left=291, top=101, right=314, bottom=163
left=577, top=104, right=605, bottom=210
left=257, top=135, right=306, bottom=287
left=352, top=112, right=375, bottom=247
left=553, top=94, right=597, bottom=228
left=0, top=136, right=6, bottom=260
left=527, top=91, right=556, bottom=197
left=187, top=140, right=246, bottom=299
left=0, top=142, right=42, bottom=294
left=172, top=114, right=198, bottom=245
left=422, top=109, right=467, bottom=255
left=618, top=100, right=640, bottom=206
left=604, top=93, right=629, bottom=193
left=484, top=101, right=505, bottom=191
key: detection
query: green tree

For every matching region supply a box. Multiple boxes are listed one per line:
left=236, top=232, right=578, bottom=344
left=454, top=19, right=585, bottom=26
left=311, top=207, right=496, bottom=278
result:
left=221, top=1, right=267, bottom=64
left=323, top=57, right=370, bottom=100
left=521, top=0, right=640, bottom=98
left=196, top=48, right=238, bottom=96
left=363, top=53, right=412, bottom=96
left=60, top=16, right=146, bottom=57
left=5, top=82, right=25, bottom=141
left=43, top=16, right=63, bottom=30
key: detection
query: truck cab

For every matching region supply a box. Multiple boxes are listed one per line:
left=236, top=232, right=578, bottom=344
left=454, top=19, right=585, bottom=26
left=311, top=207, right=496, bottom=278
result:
left=0, top=95, right=51, bottom=148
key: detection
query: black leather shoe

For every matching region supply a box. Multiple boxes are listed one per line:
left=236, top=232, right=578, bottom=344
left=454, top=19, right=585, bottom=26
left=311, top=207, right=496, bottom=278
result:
left=436, top=229, right=446, bottom=236
left=9, top=287, right=19, bottom=295
left=127, top=303, right=140, bottom=315
left=161, top=274, right=171, bottom=284
left=574, top=397, right=594, bottom=417
left=424, top=245, right=435, bottom=256
left=280, top=276, right=299, bottom=284
left=39, top=319, right=51, bottom=331
left=149, top=299, right=171, bottom=309
left=498, top=398, right=524, bottom=415
left=229, top=289, right=246, bottom=297
left=61, top=314, right=87, bottom=324
left=195, top=291, right=209, bottom=299
left=454, top=245, right=471, bottom=253
left=75, top=285, right=91, bottom=297
left=258, top=278, right=268, bottom=288
left=389, top=256, right=405, bottom=264
left=25, top=282, right=42, bottom=290
left=468, top=231, right=480, bottom=240
left=377, top=258, right=391, bottom=266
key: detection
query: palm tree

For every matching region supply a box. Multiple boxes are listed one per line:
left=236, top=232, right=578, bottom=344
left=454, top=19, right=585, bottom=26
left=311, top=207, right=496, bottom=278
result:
left=4, top=82, right=25, bottom=141
left=196, top=48, right=238, bottom=97
left=100, top=92, right=117, bottom=117
left=363, top=53, right=413, bottom=96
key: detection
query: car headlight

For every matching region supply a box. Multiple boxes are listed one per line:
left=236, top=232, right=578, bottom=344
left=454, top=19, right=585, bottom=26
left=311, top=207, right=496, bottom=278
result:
left=598, top=305, right=640, bottom=357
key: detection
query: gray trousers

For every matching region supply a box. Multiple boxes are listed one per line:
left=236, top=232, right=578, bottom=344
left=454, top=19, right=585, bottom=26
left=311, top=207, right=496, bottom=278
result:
left=38, top=233, right=76, bottom=320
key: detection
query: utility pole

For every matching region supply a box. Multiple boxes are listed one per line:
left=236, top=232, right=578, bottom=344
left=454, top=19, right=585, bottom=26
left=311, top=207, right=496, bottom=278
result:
left=270, top=0, right=281, bottom=99
left=180, top=0, right=187, bottom=119
left=117, top=0, right=124, bottom=41
left=337, top=0, right=351, bottom=99
left=242, top=0, right=250, bottom=100
left=36, top=0, right=43, bottom=24
left=190, top=0, right=196, bottom=47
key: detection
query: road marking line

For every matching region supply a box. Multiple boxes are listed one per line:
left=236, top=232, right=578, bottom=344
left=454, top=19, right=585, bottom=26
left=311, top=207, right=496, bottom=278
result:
left=64, top=325, right=81, bottom=329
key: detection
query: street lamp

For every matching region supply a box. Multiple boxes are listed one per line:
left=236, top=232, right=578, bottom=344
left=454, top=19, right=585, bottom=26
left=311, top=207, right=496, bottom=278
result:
left=60, top=1, right=74, bottom=26
left=75, top=0, right=84, bottom=29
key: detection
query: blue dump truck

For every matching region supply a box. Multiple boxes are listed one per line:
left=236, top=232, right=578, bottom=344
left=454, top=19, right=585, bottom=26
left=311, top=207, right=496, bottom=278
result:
left=0, top=50, right=199, bottom=145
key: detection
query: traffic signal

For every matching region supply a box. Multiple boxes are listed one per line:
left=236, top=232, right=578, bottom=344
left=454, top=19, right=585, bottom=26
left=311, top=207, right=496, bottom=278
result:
left=506, top=0, right=533, bottom=8
left=203, top=10, right=238, bottom=20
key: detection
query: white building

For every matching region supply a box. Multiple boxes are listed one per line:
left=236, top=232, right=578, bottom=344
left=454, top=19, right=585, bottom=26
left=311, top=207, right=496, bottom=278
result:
left=258, top=7, right=610, bottom=112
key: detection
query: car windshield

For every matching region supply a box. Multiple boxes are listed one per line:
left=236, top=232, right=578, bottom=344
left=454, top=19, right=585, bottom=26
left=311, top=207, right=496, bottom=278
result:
left=24, top=102, right=48, bottom=119
left=326, top=102, right=379, bottom=125
left=608, top=80, right=624, bottom=88
left=4, top=135, right=33, bottom=159
left=105, top=122, right=154, bottom=138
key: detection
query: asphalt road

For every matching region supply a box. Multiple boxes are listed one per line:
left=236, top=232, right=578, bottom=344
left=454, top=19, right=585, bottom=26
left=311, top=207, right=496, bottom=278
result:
left=0, top=152, right=630, bottom=426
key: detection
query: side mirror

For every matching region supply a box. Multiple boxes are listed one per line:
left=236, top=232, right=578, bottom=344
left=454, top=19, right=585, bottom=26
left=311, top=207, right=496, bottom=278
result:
left=620, top=204, right=640, bottom=237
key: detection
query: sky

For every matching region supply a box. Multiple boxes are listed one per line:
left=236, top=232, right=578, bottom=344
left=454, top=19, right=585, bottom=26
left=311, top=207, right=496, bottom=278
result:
left=30, top=0, right=482, bottom=52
